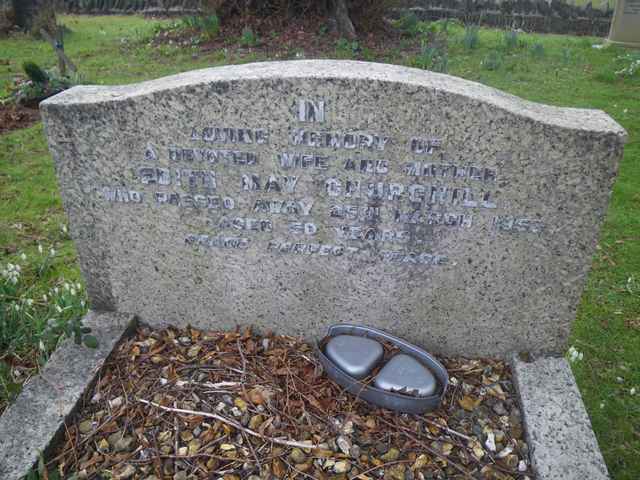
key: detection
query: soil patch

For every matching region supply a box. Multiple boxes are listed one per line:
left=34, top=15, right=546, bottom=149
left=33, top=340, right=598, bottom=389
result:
left=0, top=104, right=40, bottom=135
left=153, top=15, right=419, bottom=61
left=48, top=326, right=533, bottom=479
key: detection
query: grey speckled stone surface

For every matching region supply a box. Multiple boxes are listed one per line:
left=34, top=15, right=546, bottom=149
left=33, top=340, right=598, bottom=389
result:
left=0, top=311, right=134, bottom=480
left=512, top=355, right=609, bottom=480
left=41, top=60, right=627, bottom=358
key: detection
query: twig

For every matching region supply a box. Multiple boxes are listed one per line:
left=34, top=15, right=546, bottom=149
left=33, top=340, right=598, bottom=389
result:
left=423, top=417, right=472, bottom=442
left=39, top=28, right=77, bottom=75
left=174, top=411, right=180, bottom=456
left=236, top=338, right=250, bottom=403
left=138, top=398, right=319, bottom=450
left=350, top=460, right=412, bottom=480
left=398, top=428, right=473, bottom=479
left=281, top=457, right=317, bottom=480
left=159, top=377, right=242, bottom=389
left=243, top=430, right=262, bottom=470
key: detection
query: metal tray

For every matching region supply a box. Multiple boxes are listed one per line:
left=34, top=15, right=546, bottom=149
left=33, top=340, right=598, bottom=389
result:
left=316, top=324, right=449, bottom=414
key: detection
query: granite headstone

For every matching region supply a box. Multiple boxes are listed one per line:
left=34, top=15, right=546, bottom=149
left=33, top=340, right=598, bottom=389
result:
left=608, top=0, right=640, bottom=48
left=41, top=60, right=627, bottom=358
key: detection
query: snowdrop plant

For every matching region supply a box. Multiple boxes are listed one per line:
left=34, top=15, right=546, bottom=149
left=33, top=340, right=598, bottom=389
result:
left=615, top=53, right=640, bottom=78
left=1, top=246, right=93, bottom=407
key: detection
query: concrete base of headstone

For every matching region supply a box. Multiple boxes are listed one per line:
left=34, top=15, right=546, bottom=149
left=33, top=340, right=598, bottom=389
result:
left=0, top=311, right=135, bottom=480
left=605, top=38, right=640, bottom=48
left=511, top=355, right=610, bottom=480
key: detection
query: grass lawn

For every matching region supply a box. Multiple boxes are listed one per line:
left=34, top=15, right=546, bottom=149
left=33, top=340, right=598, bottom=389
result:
left=0, top=14, right=639, bottom=479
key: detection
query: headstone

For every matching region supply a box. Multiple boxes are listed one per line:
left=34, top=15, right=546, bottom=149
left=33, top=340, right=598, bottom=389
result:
left=607, top=0, right=640, bottom=48
left=41, top=60, right=626, bottom=358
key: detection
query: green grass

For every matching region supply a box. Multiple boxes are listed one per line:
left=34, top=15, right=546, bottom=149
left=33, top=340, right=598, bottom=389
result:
left=0, top=15, right=639, bottom=479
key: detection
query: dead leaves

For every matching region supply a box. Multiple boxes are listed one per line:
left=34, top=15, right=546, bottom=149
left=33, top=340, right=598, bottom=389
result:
left=458, top=395, right=481, bottom=411
left=49, top=327, right=532, bottom=480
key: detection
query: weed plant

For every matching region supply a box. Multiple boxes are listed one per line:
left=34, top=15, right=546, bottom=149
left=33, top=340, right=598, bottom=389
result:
left=396, top=11, right=420, bottom=37
left=335, top=38, right=360, bottom=59
left=412, top=39, right=448, bottom=73
left=482, top=50, right=502, bottom=70
left=463, top=25, right=480, bottom=50
left=240, top=27, right=258, bottom=47
left=180, top=14, right=219, bottom=40
left=503, top=30, right=519, bottom=50
left=531, top=42, right=545, bottom=59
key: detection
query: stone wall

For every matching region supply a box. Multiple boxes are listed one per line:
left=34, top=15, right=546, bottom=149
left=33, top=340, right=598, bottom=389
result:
left=395, top=0, right=612, bottom=36
left=61, top=0, right=200, bottom=15
left=60, top=0, right=612, bottom=36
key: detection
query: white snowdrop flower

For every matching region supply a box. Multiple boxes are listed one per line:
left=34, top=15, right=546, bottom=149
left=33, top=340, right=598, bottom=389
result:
left=70, top=288, right=77, bottom=296
left=80, top=300, right=86, bottom=308
left=20, top=253, right=27, bottom=261
left=10, top=276, right=18, bottom=285
left=600, top=402, right=605, bottom=409
left=38, top=244, right=43, bottom=254
left=61, top=224, right=68, bottom=234
left=55, top=305, right=63, bottom=313
left=64, top=282, right=70, bottom=291
left=567, top=346, right=583, bottom=363
left=50, top=248, right=56, bottom=256
left=76, top=282, right=82, bottom=290
left=7, top=263, right=14, bottom=270
left=14, top=304, right=20, bottom=311
left=39, top=340, right=45, bottom=351
left=26, top=299, right=33, bottom=306
left=631, top=388, right=637, bottom=396
left=42, top=294, right=48, bottom=302
left=14, top=264, right=20, bottom=272
left=54, top=287, right=59, bottom=294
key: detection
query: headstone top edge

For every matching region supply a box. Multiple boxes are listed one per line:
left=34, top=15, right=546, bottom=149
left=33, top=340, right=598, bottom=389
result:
left=39, top=60, right=626, bottom=141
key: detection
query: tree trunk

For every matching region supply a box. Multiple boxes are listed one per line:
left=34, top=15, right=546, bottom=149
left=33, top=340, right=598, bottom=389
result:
left=328, top=0, right=357, bottom=39
left=11, top=0, right=37, bottom=31
left=11, top=0, right=56, bottom=33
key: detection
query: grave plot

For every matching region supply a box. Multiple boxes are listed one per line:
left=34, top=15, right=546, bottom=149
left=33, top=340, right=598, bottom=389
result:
left=0, top=60, right=624, bottom=480
left=48, top=326, right=532, bottom=480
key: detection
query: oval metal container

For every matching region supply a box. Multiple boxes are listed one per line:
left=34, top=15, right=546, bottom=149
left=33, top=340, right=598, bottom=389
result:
left=316, top=324, right=449, bottom=414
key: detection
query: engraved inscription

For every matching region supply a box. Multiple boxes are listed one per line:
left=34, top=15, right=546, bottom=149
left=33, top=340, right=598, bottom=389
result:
left=298, top=99, right=325, bottom=122
left=86, top=96, right=544, bottom=267
left=624, top=0, right=640, bottom=14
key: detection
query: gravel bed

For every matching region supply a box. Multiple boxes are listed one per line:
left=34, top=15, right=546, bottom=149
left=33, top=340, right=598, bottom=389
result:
left=47, top=326, right=533, bottom=480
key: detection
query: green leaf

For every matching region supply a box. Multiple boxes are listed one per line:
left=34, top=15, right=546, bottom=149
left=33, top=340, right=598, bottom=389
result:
left=37, top=452, right=46, bottom=476
left=83, top=335, right=99, bottom=349
left=6, top=381, right=22, bottom=398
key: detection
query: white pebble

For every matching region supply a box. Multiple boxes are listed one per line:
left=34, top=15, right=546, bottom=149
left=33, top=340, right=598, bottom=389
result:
left=484, top=432, right=496, bottom=452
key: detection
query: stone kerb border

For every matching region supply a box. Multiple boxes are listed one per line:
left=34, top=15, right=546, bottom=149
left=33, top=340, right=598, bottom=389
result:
left=0, top=311, right=136, bottom=480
